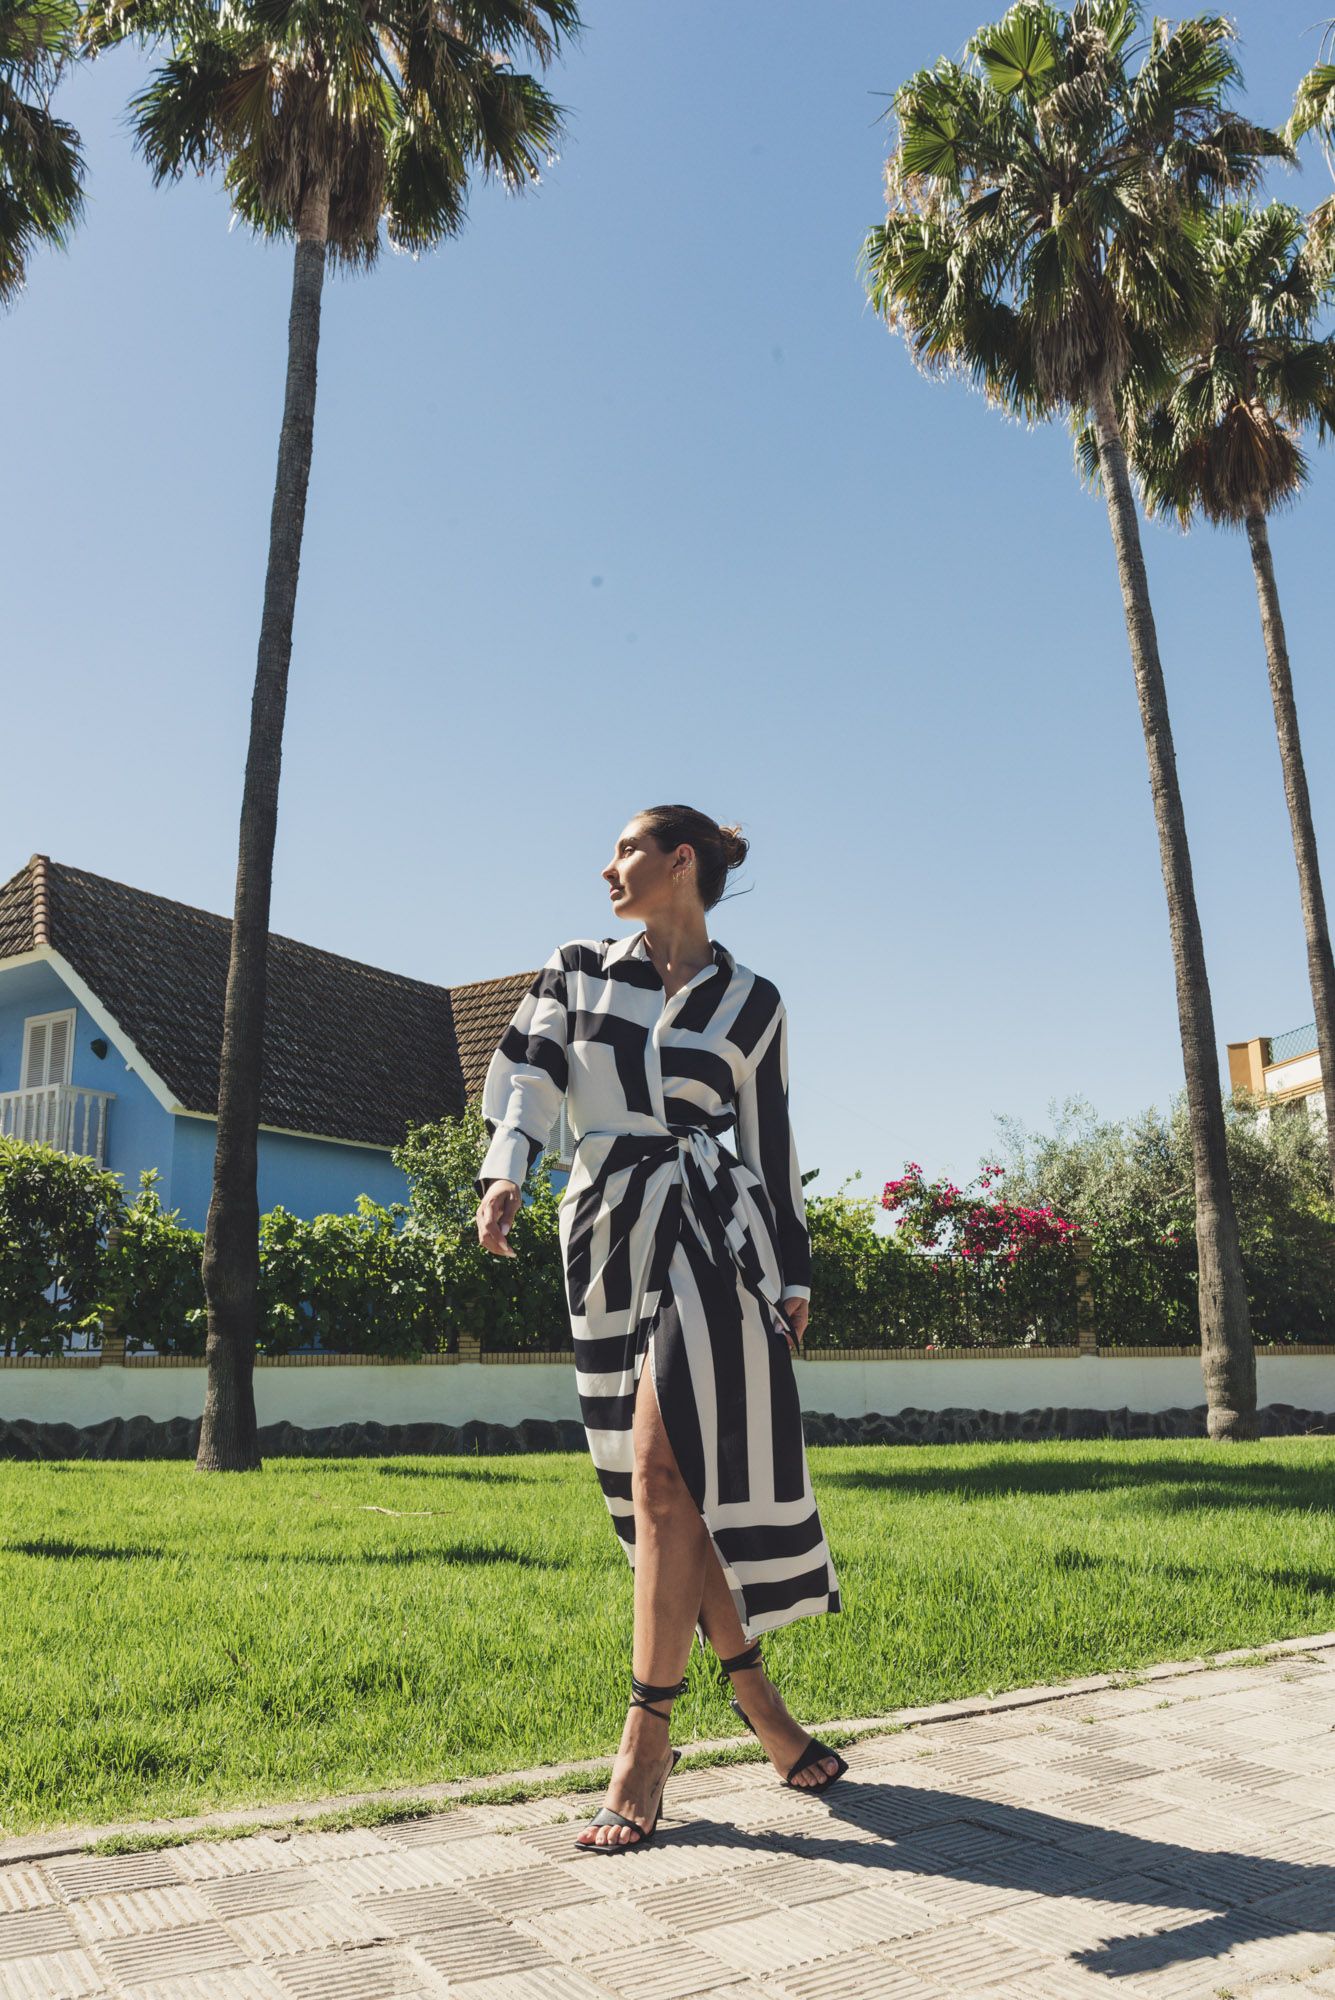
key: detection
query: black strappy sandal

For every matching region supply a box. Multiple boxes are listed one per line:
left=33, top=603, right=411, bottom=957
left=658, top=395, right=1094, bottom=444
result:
left=573, top=1671, right=686, bottom=1853
left=718, top=1639, right=849, bottom=1793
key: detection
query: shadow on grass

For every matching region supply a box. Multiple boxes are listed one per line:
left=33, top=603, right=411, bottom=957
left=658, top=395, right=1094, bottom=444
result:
left=2, top=1540, right=167, bottom=1561
left=373, top=1464, right=549, bottom=1482
left=0, top=1538, right=567, bottom=1569
left=637, top=1772, right=1335, bottom=1985
left=279, top=1546, right=569, bottom=1569
left=821, top=1451, right=1334, bottom=1516
left=1047, top=1545, right=1335, bottom=1600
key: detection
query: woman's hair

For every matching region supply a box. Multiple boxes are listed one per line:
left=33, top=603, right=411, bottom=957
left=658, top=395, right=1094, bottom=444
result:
left=636, top=805, right=749, bottom=912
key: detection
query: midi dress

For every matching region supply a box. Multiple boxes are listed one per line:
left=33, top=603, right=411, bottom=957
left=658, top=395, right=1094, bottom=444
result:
left=475, top=927, right=842, bottom=1645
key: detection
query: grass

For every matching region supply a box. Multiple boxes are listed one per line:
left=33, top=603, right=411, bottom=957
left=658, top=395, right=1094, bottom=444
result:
left=1, top=1437, right=1332, bottom=1837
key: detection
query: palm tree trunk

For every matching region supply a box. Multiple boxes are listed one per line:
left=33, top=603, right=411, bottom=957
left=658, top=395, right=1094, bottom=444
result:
left=1245, top=509, right=1335, bottom=1188
left=197, top=179, right=331, bottom=1473
left=1089, top=384, right=1256, bottom=1438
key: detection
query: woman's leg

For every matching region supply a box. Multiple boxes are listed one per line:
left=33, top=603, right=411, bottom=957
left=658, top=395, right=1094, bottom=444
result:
left=576, top=1342, right=708, bottom=1847
left=697, top=1539, right=842, bottom=1789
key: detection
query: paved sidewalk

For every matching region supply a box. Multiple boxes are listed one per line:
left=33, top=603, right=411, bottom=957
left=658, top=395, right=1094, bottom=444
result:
left=2, top=1636, right=1334, bottom=2000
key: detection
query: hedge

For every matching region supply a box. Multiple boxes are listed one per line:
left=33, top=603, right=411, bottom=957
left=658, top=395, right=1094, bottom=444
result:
left=0, top=1119, right=1078, bottom=1358
left=5, top=1085, right=1330, bottom=1357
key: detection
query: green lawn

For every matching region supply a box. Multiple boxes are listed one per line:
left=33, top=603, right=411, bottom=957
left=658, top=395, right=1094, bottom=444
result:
left=2, top=1438, right=1332, bottom=1836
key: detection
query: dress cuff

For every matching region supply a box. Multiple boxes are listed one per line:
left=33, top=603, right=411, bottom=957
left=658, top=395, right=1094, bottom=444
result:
left=780, top=1284, right=811, bottom=1303
left=476, top=1126, right=531, bottom=1194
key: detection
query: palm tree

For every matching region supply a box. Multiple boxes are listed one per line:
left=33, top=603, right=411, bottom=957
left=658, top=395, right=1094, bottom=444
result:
left=862, top=1, right=1288, bottom=1438
left=1, top=0, right=85, bottom=305
left=1091, top=202, right=1335, bottom=1194
left=83, top=0, right=580, bottom=1471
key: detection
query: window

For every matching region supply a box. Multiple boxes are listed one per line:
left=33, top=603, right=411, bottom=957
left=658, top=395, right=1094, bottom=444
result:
left=22, top=1010, right=75, bottom=1091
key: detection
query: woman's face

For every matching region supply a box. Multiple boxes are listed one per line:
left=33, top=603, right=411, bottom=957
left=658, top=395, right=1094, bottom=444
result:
left=602, top=818, right=693, bottom=920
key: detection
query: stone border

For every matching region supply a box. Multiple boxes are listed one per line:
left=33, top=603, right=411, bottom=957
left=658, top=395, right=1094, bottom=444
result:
left=2, top=1399, right=1332, bottom=1460
left=3, top=1627, right=1331, bottom=1869
left=0, top=1413, right=587, bottom=1459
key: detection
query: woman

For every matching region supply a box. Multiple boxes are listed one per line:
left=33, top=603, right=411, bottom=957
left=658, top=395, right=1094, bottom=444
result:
left=473, top=804, right=845, bottom=1853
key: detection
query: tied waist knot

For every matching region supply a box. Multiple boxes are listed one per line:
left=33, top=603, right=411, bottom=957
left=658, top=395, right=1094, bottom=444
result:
left=573, top=1120, right=786, bottom=1340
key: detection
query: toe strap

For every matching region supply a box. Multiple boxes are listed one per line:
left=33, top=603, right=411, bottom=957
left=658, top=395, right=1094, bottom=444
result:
left=586, top=1805, right=642, bottom=1831
left=786, top=1739, right=848, bottom=1786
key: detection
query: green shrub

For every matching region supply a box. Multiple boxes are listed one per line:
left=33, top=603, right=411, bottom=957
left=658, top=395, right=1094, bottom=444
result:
left=804, top=1170, right=1077, bottom=1350
left=995, top=1092, right=1335, bottom=1345
left=106, top=1171, right=207, bottom=1355
left=257, top=1198, right=446, bottom=1356
left=395, top=1103, right=566, bottom=1350
left=0, top=1140, right=122, bottom=1356
left=804, top=1177, right=891, bottom=1348
left=802, top=1176, right=942, bottom=1348
left=24, top=1087, right=1325, bottom=1359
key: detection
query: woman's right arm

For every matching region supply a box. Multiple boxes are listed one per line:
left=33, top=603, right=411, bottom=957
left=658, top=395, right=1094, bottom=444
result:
left=474, top=945, right=570, bottom=1256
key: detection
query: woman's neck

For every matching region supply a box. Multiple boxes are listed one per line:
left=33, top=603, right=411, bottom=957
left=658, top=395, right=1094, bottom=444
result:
left=640, top=914, right=712, bottom=991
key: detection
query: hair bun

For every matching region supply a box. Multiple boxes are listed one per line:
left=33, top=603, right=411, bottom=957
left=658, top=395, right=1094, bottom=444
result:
left=718, top=823, right=748, bottom=870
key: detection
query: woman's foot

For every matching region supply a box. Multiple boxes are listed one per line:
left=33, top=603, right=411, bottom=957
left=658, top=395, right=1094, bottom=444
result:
left=574, top=1710, right=676, bottom=1849
left=730, top=1666, right=842, bottom=1787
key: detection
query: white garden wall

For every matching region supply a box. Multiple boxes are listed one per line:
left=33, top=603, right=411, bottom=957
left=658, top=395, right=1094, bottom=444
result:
left=2, top=1348, right=1331, bottom=1428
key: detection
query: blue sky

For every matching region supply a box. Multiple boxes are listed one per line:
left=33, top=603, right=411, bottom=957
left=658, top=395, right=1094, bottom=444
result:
left=5, top=0, right=1335, bottom=1208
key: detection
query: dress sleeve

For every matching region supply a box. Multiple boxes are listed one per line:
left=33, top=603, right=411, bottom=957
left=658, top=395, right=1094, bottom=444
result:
left=735, top=998, right=812, bottom=1302
left=474, top=946, right=569, bottom=1197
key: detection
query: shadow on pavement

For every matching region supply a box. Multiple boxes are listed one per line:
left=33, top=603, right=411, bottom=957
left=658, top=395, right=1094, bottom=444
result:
left=626, top=1767, right=1334, bottom=1985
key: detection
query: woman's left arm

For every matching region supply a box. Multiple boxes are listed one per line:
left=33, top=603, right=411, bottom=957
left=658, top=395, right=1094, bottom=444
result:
left=736, top=997, right=812, bottom=1334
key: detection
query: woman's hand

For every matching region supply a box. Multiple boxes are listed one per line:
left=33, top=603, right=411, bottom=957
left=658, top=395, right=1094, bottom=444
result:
left=476, top=1181, right=521, bottom=1257
left=779, top=1296, right=809, bottom=1352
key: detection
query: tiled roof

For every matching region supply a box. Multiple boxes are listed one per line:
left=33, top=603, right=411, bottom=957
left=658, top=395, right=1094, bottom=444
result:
left=449, top=970, right=542, bottom=1100
left=0, top=856, right=536, bottom=1150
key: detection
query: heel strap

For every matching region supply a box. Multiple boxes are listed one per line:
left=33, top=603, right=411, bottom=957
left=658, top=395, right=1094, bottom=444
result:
left=717, top=1640, right=763, bottom=1678
left=629, top=1671, right=687, bottom=1722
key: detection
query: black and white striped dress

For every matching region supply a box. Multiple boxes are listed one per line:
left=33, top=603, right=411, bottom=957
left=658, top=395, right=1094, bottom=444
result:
left=476, top=928, right=842, bottom=1643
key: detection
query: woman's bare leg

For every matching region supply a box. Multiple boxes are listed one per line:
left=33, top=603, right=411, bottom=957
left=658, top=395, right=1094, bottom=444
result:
left=575, top=1346, right=707, bottom=1848
left=576, top=1346, right=838, bottom=1848
left=697, top=1538, right=842, bottom=1788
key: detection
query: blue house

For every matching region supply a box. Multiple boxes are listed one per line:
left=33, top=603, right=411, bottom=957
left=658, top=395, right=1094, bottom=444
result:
left=0, top=855, right=539, bottom=1228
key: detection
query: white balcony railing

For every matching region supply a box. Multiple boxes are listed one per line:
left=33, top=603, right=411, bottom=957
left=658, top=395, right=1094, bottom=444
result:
left=0, top=1084, right=114, bottom=1165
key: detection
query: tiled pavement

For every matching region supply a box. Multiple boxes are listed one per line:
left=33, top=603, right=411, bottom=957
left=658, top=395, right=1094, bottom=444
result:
left=2, top=1635, right=1334, bottom=2000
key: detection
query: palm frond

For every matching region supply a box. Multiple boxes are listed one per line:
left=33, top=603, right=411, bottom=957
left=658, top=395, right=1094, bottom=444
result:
left=1072, top=414, right=1103, bottom=489
left=972, top=9, right=1058, bottom=96
left=87, top=0, right=577, bottom=258
left=129, top=32, right=238, bottom=179
left=0, top=0, right=85, bottom=302
left=1128, top=15, right=1239, bottom=133
left=384, top=109, right=466, bottom=250
left=1288, top=60, right=1335, bottom=145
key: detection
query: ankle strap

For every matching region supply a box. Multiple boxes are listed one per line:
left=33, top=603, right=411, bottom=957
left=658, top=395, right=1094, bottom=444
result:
left=717, top=1639, right=763, bottom=1677
left=630, top=1671, right=688, bottom=1720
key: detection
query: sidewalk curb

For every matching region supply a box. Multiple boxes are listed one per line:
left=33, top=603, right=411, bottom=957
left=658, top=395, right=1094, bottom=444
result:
left=4, top=1627, right=1332, bottom=1868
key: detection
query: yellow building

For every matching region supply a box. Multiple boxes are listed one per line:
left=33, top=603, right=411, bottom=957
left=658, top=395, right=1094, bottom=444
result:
left=1228, top=1023, right=1325, bottom=1125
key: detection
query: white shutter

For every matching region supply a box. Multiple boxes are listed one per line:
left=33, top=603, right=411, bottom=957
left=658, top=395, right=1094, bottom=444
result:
left=22, top=1021, right=49, bottom=1090
left=47, top=1016, right=71, bottom=1085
